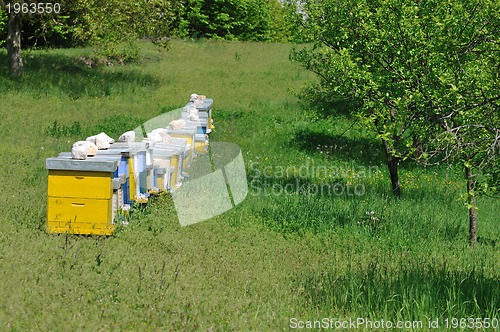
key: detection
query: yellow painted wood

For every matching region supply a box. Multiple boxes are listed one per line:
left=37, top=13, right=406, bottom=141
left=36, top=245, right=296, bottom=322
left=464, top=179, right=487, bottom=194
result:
left=47, top=222, right=115, bottom=235
left=195, top=142, right=208, bottom=153
left=170, top=155, right=180, bottom=188
left=48, top=170, right=112, bottom=199
left=157, top=177, right=164, bottom=190
left=128, top=159, right=136, bottom=201
left=47, top=197, right=113, bottom=235
left=209, top=113, right=214, bottom=129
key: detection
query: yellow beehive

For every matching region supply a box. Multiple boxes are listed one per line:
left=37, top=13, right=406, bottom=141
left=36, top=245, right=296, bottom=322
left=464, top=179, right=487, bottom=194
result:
left=194, top=140, right=209, bottom=153
left=46, top=156, right=120, bottom=235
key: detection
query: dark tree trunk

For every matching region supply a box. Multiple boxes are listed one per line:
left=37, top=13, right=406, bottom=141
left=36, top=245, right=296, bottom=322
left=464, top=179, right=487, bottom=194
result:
left=465, top=166, right=478, bottom=247
left=7, top=11, right=23, bottom=78
left=383, top=140, right=401, bottom=198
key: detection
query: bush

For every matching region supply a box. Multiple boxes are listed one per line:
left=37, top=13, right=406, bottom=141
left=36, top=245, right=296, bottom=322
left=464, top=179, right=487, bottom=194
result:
left=172, top=0, right=295, bottom=42
left=0, top=6, right=6, bottom=48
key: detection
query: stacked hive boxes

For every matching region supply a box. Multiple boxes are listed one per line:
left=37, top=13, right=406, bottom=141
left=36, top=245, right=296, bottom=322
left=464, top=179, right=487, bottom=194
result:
left=46, top=155, right=121, bottom=235
left=184, top=97, right=214, bottom=153
left=46, top=95, right=214, bottom=235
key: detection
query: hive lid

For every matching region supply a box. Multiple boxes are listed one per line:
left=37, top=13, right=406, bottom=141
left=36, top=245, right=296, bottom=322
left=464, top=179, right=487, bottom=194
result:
left=46, top=156, right=119, bottom=172
left=166, top=127, right=196, bottom=135
left=198, top=98, right=213, bottom=111
left=168, top=137, right=188, bottom=145
left=195, top=134, right=208, bottom=141
left=185, top=98, right=213, bottom=111
left=107, top=142, right=146, bottom=155
left=57, top=152, right=122, bottom=162
left=153, top=147, right=184, bottom=157
left=154, top=140, right=187, bottom=150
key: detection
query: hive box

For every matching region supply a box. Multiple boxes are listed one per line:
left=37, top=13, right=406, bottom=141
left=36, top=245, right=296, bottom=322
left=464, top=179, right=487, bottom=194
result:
left=58, top=151, right=128, bottom=223
left=152, top=143, right=185, bottom=190
left=181, top=114, right=209, bottom=154
left=105, top=142, right=148, bottom=203
left=185, top=98, right=214, bottom=134
left=166, top=124, right=196, bottom=169
left=46, top=155, right=120, bottom=235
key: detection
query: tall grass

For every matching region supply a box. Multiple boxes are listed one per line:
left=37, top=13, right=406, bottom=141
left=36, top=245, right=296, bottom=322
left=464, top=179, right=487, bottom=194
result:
left=0, top=40, right=498, bottom=331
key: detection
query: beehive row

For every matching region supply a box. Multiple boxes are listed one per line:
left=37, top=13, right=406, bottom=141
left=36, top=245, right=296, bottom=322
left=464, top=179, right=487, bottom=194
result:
left=45, top=96, right=214, bottom=235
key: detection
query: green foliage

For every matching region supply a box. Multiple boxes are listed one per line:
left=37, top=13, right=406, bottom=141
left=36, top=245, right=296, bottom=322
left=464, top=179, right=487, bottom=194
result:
left=0, top=6, right=6, bottom=47
left=3, top=0, right=298, bottom=52
left=267, top=0, right=297, bottom=43
left=172, top=0, right=295, bottom=42
left=45, top=120, right=83, bottom=138
left=69, top=0, right=176, bottom=61
left=2, top=0, right=176, bottom=60
left=45, top=115, right=145, bottom=140
left=176, top=0, right=265, bottom=40
left=291, top=0, right=500, bottom=197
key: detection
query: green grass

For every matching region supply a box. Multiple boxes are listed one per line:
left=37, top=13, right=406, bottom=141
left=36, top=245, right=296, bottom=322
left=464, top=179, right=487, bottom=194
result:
left=0, top=40, right=498, bottom=331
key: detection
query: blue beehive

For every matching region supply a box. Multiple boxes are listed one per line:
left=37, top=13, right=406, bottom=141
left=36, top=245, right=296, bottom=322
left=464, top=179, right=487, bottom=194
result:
left=107, top=142, right=149, bottom=203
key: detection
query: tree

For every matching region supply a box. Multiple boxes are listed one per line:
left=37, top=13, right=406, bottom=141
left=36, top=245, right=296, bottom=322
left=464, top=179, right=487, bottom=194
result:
left=290, top=0, right=499, bottom=199
left=291, top=0, right=499, bottom=245
left=1, top=0, right=176, bottom=73
left=69, top=0, right=176, bottom=61
left=420, top=99, right=499, bottom=247
left=1, top=1, right=23, bottom=77
left=171, top=0, right=292, bottom=42
left=424, top=124, right=500, bottom=246
left=6, top=9, right=22, bottom=77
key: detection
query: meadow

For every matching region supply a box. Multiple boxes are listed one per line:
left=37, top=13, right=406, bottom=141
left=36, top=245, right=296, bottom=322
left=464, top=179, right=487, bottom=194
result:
left=0, top=40, right=498, bottom=331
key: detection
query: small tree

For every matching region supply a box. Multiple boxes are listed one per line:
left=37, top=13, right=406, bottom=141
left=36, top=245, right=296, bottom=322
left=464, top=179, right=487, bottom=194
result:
left=67, top=0, right=175, bottom=61
left=420, top=110, right=499, bottom=247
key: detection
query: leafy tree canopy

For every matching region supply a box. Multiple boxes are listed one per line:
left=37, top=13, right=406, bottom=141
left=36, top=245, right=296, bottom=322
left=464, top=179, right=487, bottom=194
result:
left=291, top=0, right=499, bottom=196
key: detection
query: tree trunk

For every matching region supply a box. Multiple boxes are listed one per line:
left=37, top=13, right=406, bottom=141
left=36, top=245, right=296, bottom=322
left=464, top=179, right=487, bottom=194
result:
left=7, top=11, right=23, bottom=78
left=465, top=166, right=478, bottom=247
left=383, top=140, right=401, bottom=198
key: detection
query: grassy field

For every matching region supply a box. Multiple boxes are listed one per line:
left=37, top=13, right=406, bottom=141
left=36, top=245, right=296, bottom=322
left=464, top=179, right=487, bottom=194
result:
left=0, top=40, right=498, bottom=331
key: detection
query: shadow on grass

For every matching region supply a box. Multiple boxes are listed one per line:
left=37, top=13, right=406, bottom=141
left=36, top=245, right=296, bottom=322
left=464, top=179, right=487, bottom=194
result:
left=296, top=258, right=499, bottom=319
left=249, top=172, right=475, bottom=240
left=288, top=128, right=385, bottom=166
left=299, top=88, right=361, bottom=118
left=0, top=50, right=160, bottom=99
left=248, top=174, right=393, bottom=235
